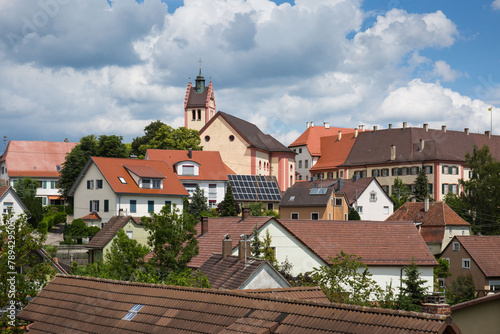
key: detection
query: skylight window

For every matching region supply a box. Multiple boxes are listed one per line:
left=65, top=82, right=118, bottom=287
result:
left=289, top=196, right=295, bottom=202
left=118, top=177, right=127, bottom=184
left=309, top=188, right=327, bottom=195
left=122, top=304, right=144, bottom=321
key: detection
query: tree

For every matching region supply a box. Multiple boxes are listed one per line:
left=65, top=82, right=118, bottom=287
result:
left=187, top=185, right=209, bottom=218
left=1, top=213, right=55, bottom=332
left=414, top=169, right=429, bottom=202
left=217, top=184, right=240, bottom=216
left=446, top=274, right=476, bottom=305
left=13, top=177, right=43, bottom=229
left=59, top=134, right=129, bottom=199
left=390, top=177, right=411, bottom=210
left=348, top=207, right=361, bottom=220
left=444, top=193, right=471, bottom=222
left=64, top=219, right=96, bottom=244
left=398, top=260, right=428, bottom=312
left=13, top=177, right=38, bottom=202
left=249, top=202, right=265, bottom=216
left=312, top=251, right=382, bottom=306
left=250, top=224, right=262, bottom=258
left=459, top=145, right=500, bottom=234
left=131, top=121, right=202, bottom=158
left=434, top=257, right=452, bottom=291
left=261, top=229, right=277, bottom=266
left=141, top=205, right=199, bottom=278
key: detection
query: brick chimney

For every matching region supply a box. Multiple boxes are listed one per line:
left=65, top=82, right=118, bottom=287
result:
left=338, top=131, right=342, bottom=141
left=403, top=122, right=407, bottom=129
left=422, top=303, right=451, bottom=317
left=423, top=123, right=428, bottom=132
left=442, top=125, right=447, bottom=133
left=373, top=125, right=378, bottom=131
left=222, top=234, right=232, bottom=258
left=464, top=128, right=469, bottom=135
left=238, top=239, right=251, bottom=260
left=241, top=207, right=250, bottom=221
left=201, top=217, right=209, bottom=236
left=391, top=145, right=396, bottom=161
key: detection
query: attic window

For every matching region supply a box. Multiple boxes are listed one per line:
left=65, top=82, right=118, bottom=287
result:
left=122, top=304, right=144, bottom=321
left=118, top=177, right=127, bottom=184
left=289, top=196, right=295, bottom=202
left=309, top=188, right=327, bottom=195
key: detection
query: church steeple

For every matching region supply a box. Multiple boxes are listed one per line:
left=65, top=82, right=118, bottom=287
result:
left=195, top=58, right=205, bottom=93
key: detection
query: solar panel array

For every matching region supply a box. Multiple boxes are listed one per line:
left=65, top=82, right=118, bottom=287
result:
left=228, top=175, right=281, bottom=202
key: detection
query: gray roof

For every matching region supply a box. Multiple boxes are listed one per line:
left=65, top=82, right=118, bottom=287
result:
left=186, top=86, right=209, bottom=108
left=279, top=182, right=335, bottom=207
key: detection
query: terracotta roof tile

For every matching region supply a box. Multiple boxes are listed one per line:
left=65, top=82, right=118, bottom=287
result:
left=289, top=126, right=357, bottom=156
left=243, top=286, right=330, bottom=303
left=18, top=275, right=460, bottom=333
left=1, top=140, right=77, bottom=178
left=0, top=185, right=9, bottom=198
left=456, top=235, right=500, bottom=277
left=278, top=220, right=437, bottom=266
left=386, top=202, right=470, bottom=226
left=146, top=149, right=230, bottom=181
left=310, top=133, right=358, bottom=170
left=80, top=212, right=101, bottom=220
left=86, top=216, right=141, bottom=249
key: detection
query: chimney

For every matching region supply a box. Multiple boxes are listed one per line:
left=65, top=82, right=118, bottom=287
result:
left=222, top=234, right=232, bottom=258
left=485, top=130, right=491, bottom=138
left=373, top=125, right=378, bottom=131
left=338, top=131, right=342, bottom=141
left=359, top=124, right=365, bottom=131
left=423, top=123, right=428, bottom=132
left=442, top=125, right=447, bottom=133
left=311, top=122, right=315, bottom=128
left=403, top=122, right=407, bottom=129
left=241, top=207, right=250, bottom=221
left=324, top=122, right=330, bottom=129
left=201, top=217, right=209, bottom=236
left=422, top=303, right=451, bottom=317
left=464, top=128, right=469, bottom=135
left=354, top=128, right=358, bottom=138
left=388, top=124, right=392, bottom=129
left=306, top=122, right=310, bottom=128
left=64, top=138, right=68, bottom=142
left=390, top=145, right=396, bottom=161
left=425, top=196, right=430, bottom=212
left=419, top=139, right=425, bottom=151
left=188, top=148, right=192, bottom=159
left=238, top=239, right=251, bottom=261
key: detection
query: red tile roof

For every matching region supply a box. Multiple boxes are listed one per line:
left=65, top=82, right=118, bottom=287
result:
left=0, top=185, right=9, bottom=198
left=278, top=220, right=437, bottom=266
left=386, top=202, right=470, bottom=226
left=310, top=133, right=358, bottom=170
left=289, top=126, right=356, bottom=156
left=123, top=164, right=165, bottom=178
left=80, top=212, right=101, bottom=220
left=189, top=216, right=274, bottom=268
left=455, top=235, right=500, bottom=277
left=243, top=286, right=330, bottom=303
left=87, top=157, right=188, bottom=196
left=18, top=275, right=461, bottom=333
left=86, top=216, right=142, bottom=249
left=146, top=149, right=230, bottom=181
left=1, top=140, right=77, bottom=178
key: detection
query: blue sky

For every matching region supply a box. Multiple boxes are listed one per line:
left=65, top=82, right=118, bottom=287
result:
left=0, top=0, right=499, bottom=153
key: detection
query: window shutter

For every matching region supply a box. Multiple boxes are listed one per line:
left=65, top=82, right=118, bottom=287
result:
left=90, top=201, right=92, bottom=212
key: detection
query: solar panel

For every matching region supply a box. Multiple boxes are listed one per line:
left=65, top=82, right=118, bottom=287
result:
left=228, top=175, right=282, bottom=202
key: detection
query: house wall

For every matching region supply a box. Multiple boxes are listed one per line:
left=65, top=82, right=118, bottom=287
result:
left=279, top=206, right=326, bottom=220
left=290, top=145, right=311, bottom=181
left=240, top=264, right=290, bottom=289
left=354, top=181, right=394, bottom=221
left=102, top=220, right=149, bottom=258
left=0, top=189, right=26, bottom=224
left=440, top=226, right=471, bottom=252
left=451, top=298, right=500, bottom=334
left=201, top=117, right=252, bottom=175
left=368, top=266, right=434, bottom=294
left=8, top=176, right=63, bottom=206
left=117, top=194, right=184, bottom=219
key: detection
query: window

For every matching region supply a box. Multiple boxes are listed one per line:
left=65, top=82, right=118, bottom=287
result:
left=164, top=201, right=172, bottom=212
left=298, top=160, right=302, bottom=169
left=192, top=110, right=196, bottom=121
left=299, top=148, right=302, bottom=153
left=425, top=165, right=433, bottom=174
left=442, top=165, right=448, bottom=174
left=339, top=171, right=344, bottom=178
left=490, top=280, right=500, bottom=291
left=130, top=200, right=137, bottom=213
left=87, top=180, right=94, bottom=189
left=291, top=212, right=299, bottom=219
left=3, top=202, right=13, bottom=214
left=442, top=184, right=449, bottom=194
left=142, top=178, right=151, bottom=188
left=304, top=160, right=308, bottom=168
left=462, top=258, right=470, bottom=269
left=90, top=200, right=99, bottom=212
left=427, top=183, right=433, bottom=194
left=96, top=180, right=103, bottom=189
left=183, top=165, right=195, bottom=175
left=357, top=206, right=363, bottom=213
left=126, top=230, right=133, bottom=239
left=289, top=196, right=295, bottom=202
left=335, top=198, right=342, bottom=206
left=267, top=203, right=274, bottom=211
left=118, top=177, right=127, bottom=184
left=229, top=135, right=235, bottom=142
left=438, top=278, right=445, bottom=288
left=382, top=185, right=389, bottom=194
left=208, top=184, right=217, bottom=198
left=205, top=135, right=210, bottom=142
left=450, top=184, right=458, bottom=194
left=311, top=212, right=319, bottom=220
left=184, top=184, right=197, bottom=196
left=50, top=181, right=55, bottom=189
left=453, top=242, right=460, bottom=251
left=381, top=169, right=389, bottom=177
left=197, top=109, right=201, bottom=120
left=152, top=179, right=162, bottom=189
left=411, top=166, right=419, bottom=175
left=383, top=206, right=389, bottom=214
left=56, top=165, right=61, bottom=171
left=104, top=200, right=109, bottom=212
left=148, top=200, right=154, bottom=213
left=369, top=192, right=377, bottom=202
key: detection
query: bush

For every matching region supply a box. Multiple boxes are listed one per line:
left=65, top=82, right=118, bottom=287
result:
left=87, top=226, right=101, bottom=240
left=37, top=220, right=48, bottom=234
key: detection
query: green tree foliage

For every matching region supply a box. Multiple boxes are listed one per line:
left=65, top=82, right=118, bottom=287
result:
left=261, top=229, right=277, bottom=266
left=434, top=257, right=452, bottom=291
left=59, top=134, right=129, bottom=199
left=459, top=145, right=500, bottom=234
left=1, top=213, right=55, bottom=332
left=13, top=177, right=38, bottom=202
left=187, top=185, right=209, bottom=218
left=13, top=177, right=43, bottom=228
left=64, top=219, right=98, bottom=244
left=444, top=193, right=470, bottom=222
left=348, top=207, right=361, bottom=220
left=390, top=177, right=411, bottom=210
left=249, top=202, right=265, bottom=216
left=414, top=169, right=429, bottom=202
left=446, top=274, right=476, bottom=305
left=218, top=184, right=240, bottom=216
left=131, top=121, right=202, bottom=158
left=398, top=260, right=428, bottom=312
left=141, top=205, right=199, bottom=278
left=250, top=224, right=262, bottom=258
left=312, top=251, right=382, bottom=306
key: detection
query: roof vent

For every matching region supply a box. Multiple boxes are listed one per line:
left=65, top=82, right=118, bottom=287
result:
left=423, top=123, right=428, bottom=132
left=464, top=128, right=469, bottom=135
left=419, top=139, right=425, bottom=151
left=354, top=128, right=358, bottom=138
left=390, top=145, right=396, bottom=161
left=485, top=130, right=491, bottom=138
left=337, top=131, right=342, bottom=141
left=373, top=125, right=378, bottom=131
left=324, top=122, right=330, bottom=129
left=442, top=125, right=447, bottom=133
left=311, top=122, right=315, bottom=128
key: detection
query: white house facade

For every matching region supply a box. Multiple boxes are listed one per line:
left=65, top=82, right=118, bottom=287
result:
left=0, top=186, right=28, bottom=224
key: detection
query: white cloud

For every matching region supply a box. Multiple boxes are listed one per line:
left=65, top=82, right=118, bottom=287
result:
left=492, top=0, right=500, bottom=10
left=433, top=60, right=462, bottom=82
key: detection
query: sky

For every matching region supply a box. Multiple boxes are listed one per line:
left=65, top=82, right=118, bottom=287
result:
left=1, top=0, right=500, bottom=153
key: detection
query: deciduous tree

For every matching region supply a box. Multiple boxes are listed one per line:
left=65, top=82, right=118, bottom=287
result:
left=446, top=274, right=476, bottom=305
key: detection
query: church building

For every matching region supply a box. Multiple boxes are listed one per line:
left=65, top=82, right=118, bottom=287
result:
left=184, top=65, right=216, bottom=131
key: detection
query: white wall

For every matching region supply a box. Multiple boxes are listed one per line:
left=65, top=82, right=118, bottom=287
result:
left=241, top=264, right=290, bottom=289
left=1, top=189, right=26, bottom=224
left=355, top=180, right=394, bottom=221
left=369, top=266, right=434, bottom=294
left=292, top=145, right=312, bottom=181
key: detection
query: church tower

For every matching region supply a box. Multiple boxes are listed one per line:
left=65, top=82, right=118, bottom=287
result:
left=184, top=61, right=216, bottom=131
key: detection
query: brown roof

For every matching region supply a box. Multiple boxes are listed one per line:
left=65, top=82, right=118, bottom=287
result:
left=186, top=86, right=209, bottom=108
left=1, top=140, right=77, bottom=178
left=278, top=220, right=437, bottom=266
left=146, top=149, right=231, bottom=181
left=18, top=275, right=461, bottom=334
left=200, top=111, right=294, bottom=153
left=310, top=133, right=358, bottom=170
left=386, top=202, right=470, bottom=226
left=189, top=216, right=275, bottom=268
left=86, top=216, right=142, bottom=249
left=123, top=164, right=165, bottom=178
left=243, top=286, right=330, bottom=303
left=339, top=177, right=380, bottom=205
left=455, top=235, right=500, bottom=277
left=279, top=182, right=336, bottom=207
left=450, top=291, right=500, bottom=312
left=0, top=185, right=9, bottom=198
left=289, top=125, right=356, bottom=156
left=197, top=254, right=272, bottom=289
left=341, top=127, right=500, bottom=167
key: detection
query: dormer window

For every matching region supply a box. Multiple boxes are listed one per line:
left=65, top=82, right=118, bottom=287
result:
left=142, top=178, right=151, bottom=188
left=152, top=179, right=162, bottom=189
left=183, top=165, right=195, bottom=175
left=140, top=178, right=162, bottom=189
